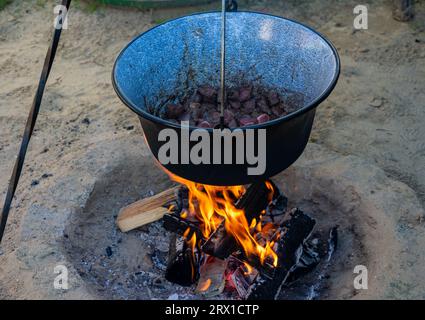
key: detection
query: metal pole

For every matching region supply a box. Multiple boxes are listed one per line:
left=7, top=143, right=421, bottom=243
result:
left=0, top=0, right=71, bottom=244
left=219, top=0, right=227, bottom=128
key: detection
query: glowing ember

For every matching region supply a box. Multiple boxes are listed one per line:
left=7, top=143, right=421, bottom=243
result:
left=242, top=261, right=254, bottom=276
left=198, top=278, right=212, bottom=292
left=169, top=174, right=279, bottom=268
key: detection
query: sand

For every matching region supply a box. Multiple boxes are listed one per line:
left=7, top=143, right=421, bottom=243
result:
left=0, top=0, right=424, bottom=299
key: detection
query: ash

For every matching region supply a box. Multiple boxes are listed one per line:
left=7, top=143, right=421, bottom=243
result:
left=63, top=180, right=337, bottom=300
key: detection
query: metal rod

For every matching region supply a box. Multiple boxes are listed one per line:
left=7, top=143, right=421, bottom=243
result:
left=0, top=0, right=71, bottom=244
left=219, top=0, right=226, bottom=128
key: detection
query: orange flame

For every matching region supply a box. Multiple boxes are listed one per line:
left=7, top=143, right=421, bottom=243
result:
left=199, top=278, right=212, bottom=292
left=242, top=261, right=254, bottom=276
left=183, top=227, right=198, bottom=280
left=170, top=174, right=278, bottom=268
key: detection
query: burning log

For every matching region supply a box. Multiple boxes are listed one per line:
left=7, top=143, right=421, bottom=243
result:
left=116, top=186, right=179, bottom=232
left=285, top=239, right=321, bottom=284
left=245, top=208, right=316, bottom=300
left=163, top=212, right=204, bottom=241
left=235, top=180, right=272, bottom=220
left=201, top=224, right=235, bottom=259
left=230, top=260, right=259, bottom=298
left=165, top=233, right=200, bottom=286
left=195, top=256, right=227, bottom=297
left=202, top=181, right=272, bottom=259
left=263, top=190, right=288, bottom=224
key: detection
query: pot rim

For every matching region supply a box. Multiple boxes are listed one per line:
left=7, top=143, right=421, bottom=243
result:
left=112, top=11, right=341, bottom=131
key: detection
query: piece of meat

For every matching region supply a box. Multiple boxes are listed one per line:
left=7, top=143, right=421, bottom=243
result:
left=257, top=97, right=271, bottom=114
left=267, top=91, right=280, bottom=106
left=166, top=103, right=185, bottom=119
left=198, top=120, right=212, bottom=128
left=178, top=112, right=191, bottom=122
left=227, top=89, right=240, bottom=101
left=189, top=102, right=203, bottom=120
left=239, top=85, right=253, bottom=102
left=228, top=119, right=238, bottom=128
left=242, top=98, right=256, bottom=113
left=161, top=85, right=303, bottom=128
left=223, top=109, right=235, bottom=126
left=271, top=105, right=283, bottom=117
left=198, top=86, right=217, bottom=103
left=239, top=117, right=257, bottom=126
left=257, top=113, right=270, bottom=124
left=229, top=100, right=241, bottom=110
left=206, top=111, right=221, bottom=126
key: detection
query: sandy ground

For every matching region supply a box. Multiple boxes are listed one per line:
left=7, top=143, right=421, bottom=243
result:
left=0, top=0, right=424, bottom=299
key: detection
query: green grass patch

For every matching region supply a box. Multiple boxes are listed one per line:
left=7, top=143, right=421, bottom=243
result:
left=72, top=0, right=105, bottom=13
left=0, top=0, right=13, bottom=11
left=152, top=17, right=168, bottom=25
left=36, top=0, right=48, bottom=7
left=85, top=1, right=101, bottom=12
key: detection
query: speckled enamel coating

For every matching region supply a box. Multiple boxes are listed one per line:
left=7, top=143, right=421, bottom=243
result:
left=112, top=11, right=340, bottom=185
left=114, top=11, right=339, bottom=116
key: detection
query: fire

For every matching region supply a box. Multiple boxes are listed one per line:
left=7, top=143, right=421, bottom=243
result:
left=170, top=174, right=278, bottom=268
left=198, top=278, right=212, bottom=292
left=183, top=227, right=198, bottom=280
left=242, top=261, right=254, bottom=275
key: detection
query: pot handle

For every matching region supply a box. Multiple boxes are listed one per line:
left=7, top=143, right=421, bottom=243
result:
left=226, top=0, right=238, bottom=11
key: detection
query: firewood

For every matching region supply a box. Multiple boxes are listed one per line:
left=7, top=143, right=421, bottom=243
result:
left=285, top=239, right=321, bottom=284
left=326, top=226, right=338, bottom=261
left=116, top=186, right=179, bottom=232
left=163, top=212, right=204, bottom=241
left=195, top=256, right=227, bottom=297
left=246, top=208, right=316, bottom=300
left=235, top=180, right=272, bottom=220
left=165, top=234, right=200, bottom=286
left=202, top=181, right=272, bottom=259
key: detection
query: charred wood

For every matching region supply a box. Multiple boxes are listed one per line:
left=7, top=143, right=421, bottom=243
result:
left=286, top=239, right=321, bottom=284
left=165, top=235, right=200, bottom=286
left=235, top=181, right=272, bottom=220
left=326, top=226, right=338, bottom=261
left=202, top=181, right=272, bottom=259
left=163, top=213, right=204, bottom=241
left=246, top=209, right=316, bottom=300
left=195, top=256, right=227, bottom=297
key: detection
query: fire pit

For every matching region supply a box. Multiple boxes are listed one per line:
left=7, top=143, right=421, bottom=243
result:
left=63, top=144, right=402, bottom=300
left=107, top=9, right=340, bottom=299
